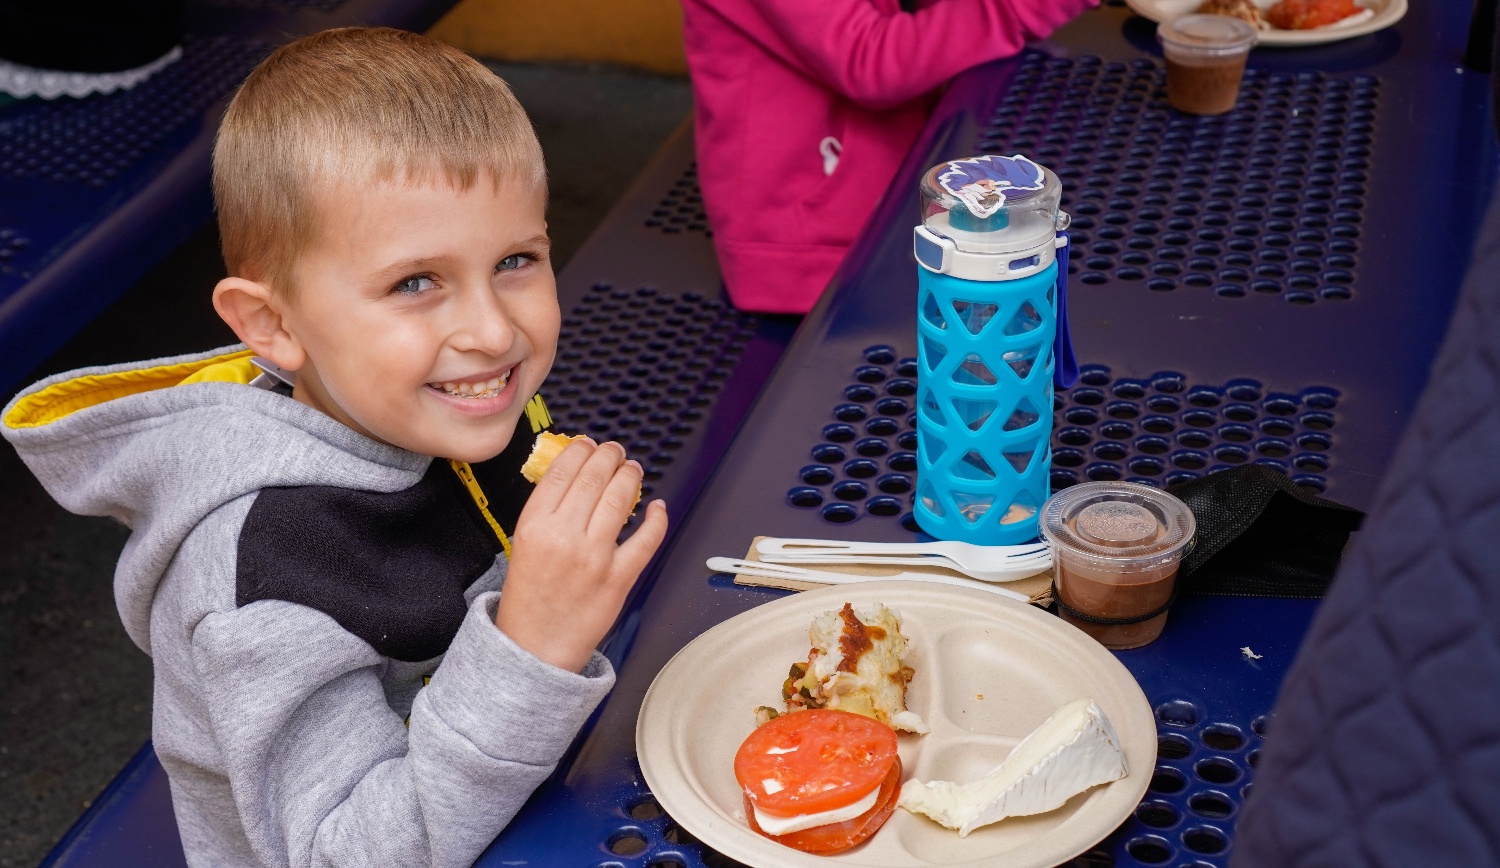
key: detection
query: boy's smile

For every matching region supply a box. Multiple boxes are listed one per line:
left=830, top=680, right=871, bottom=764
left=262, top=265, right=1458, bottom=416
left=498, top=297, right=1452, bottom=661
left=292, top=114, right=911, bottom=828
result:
left=270, top=171, right=558, bottom=463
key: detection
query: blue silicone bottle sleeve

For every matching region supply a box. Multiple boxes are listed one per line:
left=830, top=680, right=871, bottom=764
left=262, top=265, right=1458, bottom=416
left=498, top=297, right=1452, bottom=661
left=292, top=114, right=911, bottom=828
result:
left=915, top=263, right=1056, bottom=545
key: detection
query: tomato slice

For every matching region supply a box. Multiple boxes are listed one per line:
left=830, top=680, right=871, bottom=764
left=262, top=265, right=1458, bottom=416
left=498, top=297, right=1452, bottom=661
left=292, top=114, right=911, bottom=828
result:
left=1267, top=0, right=1359, bottom=29
left=734, top=709, right=899, bottom=817
left=743, top=757, right=903, bottom=854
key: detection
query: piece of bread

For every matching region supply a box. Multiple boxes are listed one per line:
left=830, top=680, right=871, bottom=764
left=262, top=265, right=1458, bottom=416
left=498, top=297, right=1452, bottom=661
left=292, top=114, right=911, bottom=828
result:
left=520, top=432, right=585, bottom=483
left=520, top=432, right=643, bottom=512
left=782, top=603, right=928, bottom=734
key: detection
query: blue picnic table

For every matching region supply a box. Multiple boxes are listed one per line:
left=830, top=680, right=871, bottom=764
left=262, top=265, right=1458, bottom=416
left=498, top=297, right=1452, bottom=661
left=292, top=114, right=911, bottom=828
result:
left=33, top=0, right=1499, bottom=865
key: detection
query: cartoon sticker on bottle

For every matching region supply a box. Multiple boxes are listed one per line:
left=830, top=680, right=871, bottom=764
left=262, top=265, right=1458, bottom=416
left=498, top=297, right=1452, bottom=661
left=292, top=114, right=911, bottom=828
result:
left=937, top=155, right=1046, bottom=219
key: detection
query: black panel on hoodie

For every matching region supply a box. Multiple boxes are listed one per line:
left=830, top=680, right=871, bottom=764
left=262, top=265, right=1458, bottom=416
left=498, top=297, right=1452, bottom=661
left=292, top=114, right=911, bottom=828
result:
left=235, top=412, right=544, bottom=662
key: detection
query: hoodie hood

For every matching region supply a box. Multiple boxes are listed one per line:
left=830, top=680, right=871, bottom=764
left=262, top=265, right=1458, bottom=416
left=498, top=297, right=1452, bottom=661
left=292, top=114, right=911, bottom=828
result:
left=2, top=345, right=432, bottom=653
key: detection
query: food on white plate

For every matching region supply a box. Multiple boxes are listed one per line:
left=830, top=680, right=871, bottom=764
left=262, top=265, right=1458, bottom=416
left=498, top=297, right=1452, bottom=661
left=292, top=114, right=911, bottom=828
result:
left=899, top=698, right=1128, bottom=836
left=734, top=709, right=903, bottom=854
left=1265, top=0, right=1367, bottom=30
left=781, top=603, right=928, bottom=734
left=519, top=431, right=586, bottom=483
left=1196, top=0, right=1263, bottom=28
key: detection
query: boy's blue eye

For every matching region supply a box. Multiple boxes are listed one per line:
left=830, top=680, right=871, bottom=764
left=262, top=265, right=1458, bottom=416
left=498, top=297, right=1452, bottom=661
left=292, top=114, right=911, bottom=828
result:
left=497, top=254, right=532, bottom=273
left=394, top=275, right=436, bottom=295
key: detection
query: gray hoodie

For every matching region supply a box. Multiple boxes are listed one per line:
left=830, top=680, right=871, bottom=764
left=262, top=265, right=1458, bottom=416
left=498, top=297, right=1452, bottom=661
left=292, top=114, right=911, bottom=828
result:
left=2, top=345, right=613, bottom=867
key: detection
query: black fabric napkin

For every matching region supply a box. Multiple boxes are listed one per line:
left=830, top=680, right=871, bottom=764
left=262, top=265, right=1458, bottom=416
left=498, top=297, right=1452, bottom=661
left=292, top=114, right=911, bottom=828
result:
left=1166, top=465, right=1365, bottom=598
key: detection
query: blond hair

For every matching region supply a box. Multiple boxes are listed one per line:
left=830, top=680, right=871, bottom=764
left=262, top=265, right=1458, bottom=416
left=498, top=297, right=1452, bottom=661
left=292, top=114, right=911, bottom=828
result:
left=212, top=27, right=545, bottom=293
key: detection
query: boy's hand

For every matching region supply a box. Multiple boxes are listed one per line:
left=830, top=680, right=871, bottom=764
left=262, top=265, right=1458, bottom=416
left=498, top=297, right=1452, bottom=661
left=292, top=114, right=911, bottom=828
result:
left=495, top=438, right=668, bottom=673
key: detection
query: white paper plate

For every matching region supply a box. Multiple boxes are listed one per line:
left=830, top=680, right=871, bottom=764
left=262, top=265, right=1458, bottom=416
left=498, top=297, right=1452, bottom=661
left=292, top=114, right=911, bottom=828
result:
left=635, top=583, right=1155, bottom=868
left=1124, top=0, right=1407, bottom=46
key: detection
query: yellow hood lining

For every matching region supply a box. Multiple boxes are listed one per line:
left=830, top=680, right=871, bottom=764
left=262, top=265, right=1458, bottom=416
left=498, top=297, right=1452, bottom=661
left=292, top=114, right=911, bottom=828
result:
left=4, top=350, right=257, bottom=430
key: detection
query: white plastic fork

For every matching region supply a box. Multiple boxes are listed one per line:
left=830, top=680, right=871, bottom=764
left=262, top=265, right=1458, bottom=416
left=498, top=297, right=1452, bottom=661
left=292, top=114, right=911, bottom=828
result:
left=706, top=557, right=1032, bottom=603
left=754, top=537, right=1052, bottom=583
left=761, top=551, right=1051, bottom=583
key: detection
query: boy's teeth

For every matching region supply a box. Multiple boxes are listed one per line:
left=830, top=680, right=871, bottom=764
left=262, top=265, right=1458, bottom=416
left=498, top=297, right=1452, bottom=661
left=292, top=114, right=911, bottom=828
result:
left=435, top=369, right=510, bottom=398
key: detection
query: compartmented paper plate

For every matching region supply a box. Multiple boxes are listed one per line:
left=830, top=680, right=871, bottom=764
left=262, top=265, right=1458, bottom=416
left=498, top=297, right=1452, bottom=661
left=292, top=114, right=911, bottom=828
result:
left=1124, top=0, right=1407, bottom=47
left=635, top=582, right=1155, bottom=867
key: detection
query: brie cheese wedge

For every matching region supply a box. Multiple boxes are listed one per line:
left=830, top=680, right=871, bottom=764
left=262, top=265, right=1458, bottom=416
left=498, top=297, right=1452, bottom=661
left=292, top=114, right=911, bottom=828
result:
left=898, top=698, right=1128, bottom=836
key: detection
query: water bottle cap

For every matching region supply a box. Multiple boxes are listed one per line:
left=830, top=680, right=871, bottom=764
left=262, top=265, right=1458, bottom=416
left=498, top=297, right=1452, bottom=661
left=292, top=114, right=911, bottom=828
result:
left=920, top=155, right=1065, bottom=256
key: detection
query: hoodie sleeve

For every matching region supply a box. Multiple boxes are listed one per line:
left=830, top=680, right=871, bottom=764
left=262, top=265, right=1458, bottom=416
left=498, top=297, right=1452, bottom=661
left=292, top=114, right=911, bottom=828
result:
left=701, top=0, right=1098, bottom=111
left=189, top=591, right=613, bottom=868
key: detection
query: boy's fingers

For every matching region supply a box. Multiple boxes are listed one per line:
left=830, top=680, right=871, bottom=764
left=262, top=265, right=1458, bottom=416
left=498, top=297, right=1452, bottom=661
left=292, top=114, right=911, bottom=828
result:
left=587, top=459, right=645, bottom=539
left=554, top=440, right=628, bottom=523
left=524, top=438, right=596, bottom=514
left=612, top=499, right=669, bottom=579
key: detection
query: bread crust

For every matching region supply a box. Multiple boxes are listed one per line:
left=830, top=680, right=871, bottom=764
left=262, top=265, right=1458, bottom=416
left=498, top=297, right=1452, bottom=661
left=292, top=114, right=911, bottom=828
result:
left=519, top=432, right=642, bottom=512
left=519, top=432, right=583, bottom=483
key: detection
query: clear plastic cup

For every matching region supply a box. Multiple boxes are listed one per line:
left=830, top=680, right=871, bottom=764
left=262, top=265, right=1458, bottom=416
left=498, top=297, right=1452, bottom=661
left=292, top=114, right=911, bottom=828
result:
left=1157, top=14, right=1258, bottom=116
left=1040, top=482, right=1196, bottom=649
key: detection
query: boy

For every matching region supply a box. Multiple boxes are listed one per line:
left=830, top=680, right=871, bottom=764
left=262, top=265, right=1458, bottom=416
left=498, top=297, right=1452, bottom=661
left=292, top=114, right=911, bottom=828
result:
left=1, top=27, right=668, bottom=867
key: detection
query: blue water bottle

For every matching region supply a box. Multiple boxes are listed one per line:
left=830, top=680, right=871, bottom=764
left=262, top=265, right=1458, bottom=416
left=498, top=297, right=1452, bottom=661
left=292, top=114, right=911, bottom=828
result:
left=913, top=154, right=1078, bottom=545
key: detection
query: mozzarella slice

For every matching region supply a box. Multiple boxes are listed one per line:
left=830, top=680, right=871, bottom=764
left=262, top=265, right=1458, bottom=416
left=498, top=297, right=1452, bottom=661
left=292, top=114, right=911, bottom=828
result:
left=898, top=698, right=1128, bottom=837
left=752, top=785, right=881, bottom=836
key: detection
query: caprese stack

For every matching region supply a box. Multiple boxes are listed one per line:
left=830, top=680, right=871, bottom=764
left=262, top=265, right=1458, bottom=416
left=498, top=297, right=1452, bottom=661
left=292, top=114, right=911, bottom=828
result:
left=733, top=709, right=902, bottom=855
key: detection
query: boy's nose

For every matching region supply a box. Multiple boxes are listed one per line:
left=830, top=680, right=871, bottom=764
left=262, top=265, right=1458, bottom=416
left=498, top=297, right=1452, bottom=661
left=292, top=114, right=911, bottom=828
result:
left=449, top=285, right=517, bottom=356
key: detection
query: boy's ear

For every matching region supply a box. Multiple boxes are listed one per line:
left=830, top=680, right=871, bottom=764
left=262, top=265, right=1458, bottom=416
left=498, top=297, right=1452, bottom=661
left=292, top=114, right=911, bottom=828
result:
left=212, top=277, right=307, bottom=372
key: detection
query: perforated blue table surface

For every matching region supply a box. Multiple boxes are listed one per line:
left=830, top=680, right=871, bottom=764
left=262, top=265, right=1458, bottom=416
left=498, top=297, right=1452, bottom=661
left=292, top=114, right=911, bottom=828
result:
left=0, top=0, right=462, bottom=394
left=477, top=3, right=1496, bottom=867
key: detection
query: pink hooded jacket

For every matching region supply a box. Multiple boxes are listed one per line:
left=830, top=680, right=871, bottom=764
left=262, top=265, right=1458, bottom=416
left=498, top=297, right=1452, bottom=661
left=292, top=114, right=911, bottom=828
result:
left=682, top=0, right=1098, bottom=314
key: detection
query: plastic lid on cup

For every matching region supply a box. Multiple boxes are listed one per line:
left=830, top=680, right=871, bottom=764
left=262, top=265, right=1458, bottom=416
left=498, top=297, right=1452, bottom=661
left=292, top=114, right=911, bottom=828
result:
left=1040, top=481, right=1196, bottom=569
left=1157, top=13, right=1258, bottom=55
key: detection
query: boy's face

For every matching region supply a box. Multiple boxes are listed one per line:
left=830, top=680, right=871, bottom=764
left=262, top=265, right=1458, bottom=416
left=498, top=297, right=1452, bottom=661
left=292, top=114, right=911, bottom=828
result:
left=278, top=171, right=558, bottom=463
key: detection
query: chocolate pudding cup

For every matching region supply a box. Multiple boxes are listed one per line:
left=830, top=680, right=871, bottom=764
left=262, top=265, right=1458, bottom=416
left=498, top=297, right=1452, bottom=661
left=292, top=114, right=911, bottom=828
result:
left=1158, top=14, right=1257, bottom=116
left=1040, top=482, right=1196, bottom=650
